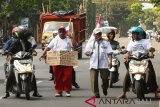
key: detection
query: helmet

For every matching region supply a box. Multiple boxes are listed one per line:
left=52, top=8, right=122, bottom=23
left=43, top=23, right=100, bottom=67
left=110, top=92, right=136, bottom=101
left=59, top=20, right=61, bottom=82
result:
left=19, top=29, right=32, bottom=40
left=130, top=26, right=144, bottom=39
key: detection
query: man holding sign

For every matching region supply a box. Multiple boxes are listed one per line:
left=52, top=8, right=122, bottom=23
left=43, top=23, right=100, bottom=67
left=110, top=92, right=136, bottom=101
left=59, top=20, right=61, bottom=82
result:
left=41, top=26, right=73, bottom=97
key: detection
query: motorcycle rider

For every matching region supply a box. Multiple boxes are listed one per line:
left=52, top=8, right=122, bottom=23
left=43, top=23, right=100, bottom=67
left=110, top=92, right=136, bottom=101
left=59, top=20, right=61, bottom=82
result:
left=2, top=29, right=42, bottom=99
left=2, top=27, right=19, bottom=54
left=117, top=26, right=159, bottom=99
left=106, top=29, right=120, bottom=85
left=18, top=26, right=37, bottom=55
left=3, top=27, right=20, bottom=78
left=107, top=29, right=120, bottom=50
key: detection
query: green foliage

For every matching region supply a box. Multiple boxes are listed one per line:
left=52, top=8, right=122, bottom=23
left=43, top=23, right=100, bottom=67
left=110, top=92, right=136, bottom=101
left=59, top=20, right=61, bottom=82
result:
left=0, top=0, right=83, bottom=36
left=119, top=3, right=145, bottom=36
left=107, top=3, right=130, bottom=27
left=0, top=0, right=82, bottom=24
left=143, top=7, right=160, bottom=30
left=150, top=0, right=160, bottom=6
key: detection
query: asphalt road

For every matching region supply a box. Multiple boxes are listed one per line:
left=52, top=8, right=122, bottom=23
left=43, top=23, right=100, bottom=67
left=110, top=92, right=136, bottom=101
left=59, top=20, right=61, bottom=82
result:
left=0, top=37, right=159, bottom=107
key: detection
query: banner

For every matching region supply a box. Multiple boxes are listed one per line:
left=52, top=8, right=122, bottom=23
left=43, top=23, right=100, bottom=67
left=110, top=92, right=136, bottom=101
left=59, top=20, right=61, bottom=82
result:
left=46, top=51, right=78, bottom=66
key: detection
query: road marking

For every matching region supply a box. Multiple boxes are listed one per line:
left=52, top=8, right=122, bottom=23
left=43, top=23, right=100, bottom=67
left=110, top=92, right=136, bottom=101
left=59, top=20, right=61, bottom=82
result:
left=74, top=66, right=78, bottom=68
left=159, top=100, right=160, bottom=107
left=0, top=96, right=3, bottom=100
left=37, top=81, right=43, bottom=84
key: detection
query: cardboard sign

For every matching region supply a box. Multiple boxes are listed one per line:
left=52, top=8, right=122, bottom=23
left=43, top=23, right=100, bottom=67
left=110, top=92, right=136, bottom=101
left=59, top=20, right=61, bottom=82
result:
left=46, top=51, right=78, bottom=66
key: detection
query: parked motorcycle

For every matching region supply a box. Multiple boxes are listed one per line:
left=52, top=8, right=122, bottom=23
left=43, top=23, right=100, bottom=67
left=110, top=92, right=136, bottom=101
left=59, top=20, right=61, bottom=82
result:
left=8, top=51, right=35, bottom=100
left=129, top=52, right=150, bottom=99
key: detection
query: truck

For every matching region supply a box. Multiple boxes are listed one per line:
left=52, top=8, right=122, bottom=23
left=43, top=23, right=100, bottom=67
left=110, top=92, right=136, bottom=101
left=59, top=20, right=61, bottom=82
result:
left=39, top=11, right=86, bottom=59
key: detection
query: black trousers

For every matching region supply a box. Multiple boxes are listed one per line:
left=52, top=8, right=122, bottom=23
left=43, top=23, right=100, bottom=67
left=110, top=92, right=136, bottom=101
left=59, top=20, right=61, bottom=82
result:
left=50, top=66, right=77, bottom=84
left=6, top=64, right=38, bottom=93
left=123, top=60, right=158, bottom=92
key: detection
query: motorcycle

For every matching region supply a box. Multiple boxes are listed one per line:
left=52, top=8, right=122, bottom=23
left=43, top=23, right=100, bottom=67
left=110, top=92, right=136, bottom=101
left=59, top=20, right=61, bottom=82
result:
left=8, top=51, right=35, bottom=100
left=129, top=52, right=150, bottom=99
left=109, top=50, right=120, bottom=88
left=109, top=49, right=127, bottom=88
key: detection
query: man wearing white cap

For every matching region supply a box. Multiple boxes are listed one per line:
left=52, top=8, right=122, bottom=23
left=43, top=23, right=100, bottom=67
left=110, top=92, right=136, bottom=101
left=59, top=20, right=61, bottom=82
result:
left=85, top=28, right=113, bottom=98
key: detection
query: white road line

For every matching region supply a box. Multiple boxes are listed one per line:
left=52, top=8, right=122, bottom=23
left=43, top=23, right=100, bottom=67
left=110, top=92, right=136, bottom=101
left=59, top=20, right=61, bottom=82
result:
left=73, top=66, right=78, bottom=68
left=159, top=100, right=160, bottom=107
left=0, top=96, right=3, bottom=100
left=37, top=81, right=43, bottom=84
left=84, top=62, right=89, bottom=64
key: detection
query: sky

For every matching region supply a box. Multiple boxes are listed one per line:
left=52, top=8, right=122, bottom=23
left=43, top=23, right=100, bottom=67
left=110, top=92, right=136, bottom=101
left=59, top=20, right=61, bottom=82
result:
left=142, top=3, right=154, bottom=9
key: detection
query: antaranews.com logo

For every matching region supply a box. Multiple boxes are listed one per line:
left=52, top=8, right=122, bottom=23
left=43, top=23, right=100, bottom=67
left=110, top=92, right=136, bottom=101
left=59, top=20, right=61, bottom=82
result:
left=85, top=96, right=152, bottom=107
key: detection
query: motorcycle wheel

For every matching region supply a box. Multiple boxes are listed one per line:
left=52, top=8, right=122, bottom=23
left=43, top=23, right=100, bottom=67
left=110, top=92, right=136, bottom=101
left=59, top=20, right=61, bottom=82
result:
left=24, top=80, right=30, bottom=100
left=135, top=80, right=145, bottom=100
left=109, top=72, right=115, bottom=88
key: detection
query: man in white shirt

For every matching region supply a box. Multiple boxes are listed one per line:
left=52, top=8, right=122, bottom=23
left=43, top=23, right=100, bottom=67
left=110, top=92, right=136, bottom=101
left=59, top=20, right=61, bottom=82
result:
left=85, top=28, right=112, bottom=98
left=41, top=26, right=73, bottom=97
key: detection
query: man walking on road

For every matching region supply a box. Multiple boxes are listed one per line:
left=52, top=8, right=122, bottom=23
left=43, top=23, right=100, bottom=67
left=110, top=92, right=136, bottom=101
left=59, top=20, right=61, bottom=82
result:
left=85, top=28, right=112, bottom=98
left=41, top=26, right=73, bottom=97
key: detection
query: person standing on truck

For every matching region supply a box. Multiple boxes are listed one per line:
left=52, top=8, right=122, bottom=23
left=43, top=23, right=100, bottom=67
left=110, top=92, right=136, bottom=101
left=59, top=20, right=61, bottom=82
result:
left=41, top=26, right=73, bottom=97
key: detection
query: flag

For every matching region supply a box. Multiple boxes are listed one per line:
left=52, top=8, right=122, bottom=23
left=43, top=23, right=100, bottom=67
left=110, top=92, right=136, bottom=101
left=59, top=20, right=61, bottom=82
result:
left=65, top=18, right=78, bottom=47
left=87, top=14, right=102, bottom=43
left=95, top=14, right=102, bottom=29
left=66, top=18, right=72, bottom=37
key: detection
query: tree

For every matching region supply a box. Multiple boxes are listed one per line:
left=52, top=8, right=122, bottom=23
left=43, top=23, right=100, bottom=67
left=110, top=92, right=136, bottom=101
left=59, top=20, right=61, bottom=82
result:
left=0, top=0, right=83, bottom=37
left=150, top=0, right=160, bottom=6
left=119, top=3, right=144, bottom=36
left=143, top=7, right=160, bottom=30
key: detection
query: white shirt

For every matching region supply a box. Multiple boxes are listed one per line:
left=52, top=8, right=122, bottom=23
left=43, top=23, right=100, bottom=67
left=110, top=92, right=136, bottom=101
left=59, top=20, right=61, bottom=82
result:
left=48, top=35, right=73, bottom=51
left=85, top=39, right=113, bottom=69
left=127, top=39, right=152, bottom=55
